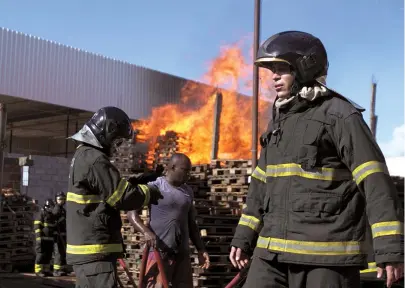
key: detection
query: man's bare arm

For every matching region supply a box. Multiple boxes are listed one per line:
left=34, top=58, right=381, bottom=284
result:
left=127, top=210, right=157, bottom=247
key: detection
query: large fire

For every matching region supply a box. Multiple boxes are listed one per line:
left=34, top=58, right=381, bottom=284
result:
left=134, top=41, right=276, bottom=165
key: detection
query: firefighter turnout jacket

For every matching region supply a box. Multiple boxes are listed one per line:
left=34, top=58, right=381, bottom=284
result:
left=231, top=95, right=404, bottom=267
left=34, top=208, right=56, bottom=242
left=66, top=145, right=152, bottom=265
left=53, top=204, right=66, bottom=238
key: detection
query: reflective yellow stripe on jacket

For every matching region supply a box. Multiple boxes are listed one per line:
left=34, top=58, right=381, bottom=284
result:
left=67, top=243, right=123, bottom=255
left=371, top=221, right=404, bottom=238
left=266, top=164, right=352, bottom=181
left=67, top=192, right=102, bottom=204
left=257, top=236, right=363, bottom=256
left=360, top=262, right=377, bottom=274
left=251, top=167, right=266, bottom=183
left=352, top=161, right=389, bottom=185
left=238, top=214, right=261, bottom=232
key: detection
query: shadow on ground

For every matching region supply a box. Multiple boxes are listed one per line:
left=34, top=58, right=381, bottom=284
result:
left=0, top=273, right=75, bottom=288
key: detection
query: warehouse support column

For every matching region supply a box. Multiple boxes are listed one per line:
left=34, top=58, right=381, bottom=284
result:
left=65, top=110, right=70, bottom=158
left=0, top=104, right=8, bottom=213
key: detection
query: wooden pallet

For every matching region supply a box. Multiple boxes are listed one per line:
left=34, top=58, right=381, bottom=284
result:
left=195, top=215, right=239, bottom=226
left=207, top=194, right=246, bottom=202
left=194, top=199, right=244, bottom=209
left=210, top=159, right=252, bottom=169
left=207, top=177, right=249, bottom=186
left=212, top=167, right=252, bottom=177
left=195, top=206, right=242, bottom=217
left=199, top=225, right=236, bottom=236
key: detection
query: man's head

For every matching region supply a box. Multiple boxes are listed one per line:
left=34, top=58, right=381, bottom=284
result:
left=44, top=198, right=55, bottom=211
left=165, top=153, right=192, bottom=186
left=255, top=31, right=329, bottom=99
left=56, top=191, right=66, bottom=206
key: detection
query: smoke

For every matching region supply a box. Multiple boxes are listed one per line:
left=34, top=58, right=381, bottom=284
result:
left=379, top=124, right=405, bottom=157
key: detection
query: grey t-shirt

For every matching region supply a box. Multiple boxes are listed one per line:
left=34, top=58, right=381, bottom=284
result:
left=147, top=177, right=193, bottom=254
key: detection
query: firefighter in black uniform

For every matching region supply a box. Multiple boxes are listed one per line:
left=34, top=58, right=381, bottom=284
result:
left=66, top=106, right=162, bottom=288
left=229, top=31, right=404, bottom=288
left=53, top=191, right=67, bottom=276
left=34, top=199, right=56, bottom=277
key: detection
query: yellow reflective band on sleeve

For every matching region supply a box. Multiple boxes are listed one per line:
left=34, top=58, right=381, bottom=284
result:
left=34, top=220, right=42, bottom=225
left=36, top=237, right=54, bottom=241
left=44, top=222, right=55, bottom=227
left=257, top=236, right=362, bottom=256
left=352, top=161, right=389, bottom=185
left=266, top=164, right=352, bottom=181
left=360, top=262, right=377, bottom=274
left=66, top=243, right=123, bottom=255
left=35, top=264, right=43, bottom=273
left=238, top=214, right=261, bottom=232
left=67, top=192, right=103, bottom=204
left=106, top=178, right=129, bottom=207
left=53, top=264, right=62, bottom=270
left=251, top=166, right=266, bottom=183
left=371, top=221, right=404, bottom=238
left=35, top=229, right=41, bottom=233
left=139, top=185, right=150, bottom=207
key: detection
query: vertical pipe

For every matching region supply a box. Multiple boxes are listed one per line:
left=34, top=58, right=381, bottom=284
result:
left=211, top=91, right=223, bottom=160
left=9, top=126, right=12, bottom=153
left=65, top=110, right=70, bottom=158
left=370, top=81, right=377, bottom=139
left=0, top=104, right=7, bottom=213
left=252, top=0, right=261, bottom=167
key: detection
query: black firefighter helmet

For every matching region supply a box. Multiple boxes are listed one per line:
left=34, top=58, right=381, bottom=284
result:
left=255, top=30, right=328, bottom=84
left=256, top=30, right=365, bottom=111
left=69, top=107, right=133, bottom=153
left=44, top=198, right=55, bottom=210
left=56, top=191, right=66, bottom=200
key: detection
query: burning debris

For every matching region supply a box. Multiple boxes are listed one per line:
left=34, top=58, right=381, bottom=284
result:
left=135, top=43, right=276, bottom=165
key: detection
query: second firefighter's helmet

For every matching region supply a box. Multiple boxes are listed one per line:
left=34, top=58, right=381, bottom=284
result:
left=44, top=198, right=55, bottom=209
left=56, top=191, right=66, bottom=200
left=69, top=106, right=133, bottom=151
left=255, top=31, right=329, bottom=84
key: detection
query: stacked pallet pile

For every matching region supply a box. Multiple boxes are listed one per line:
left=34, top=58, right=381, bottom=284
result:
left=110, top=133, right=149, bottom=178
left=0, top=188, right=37, bottom=273
left=191, top=159, right=251, bottom=287
left=147, top=131, right=181, bottom=170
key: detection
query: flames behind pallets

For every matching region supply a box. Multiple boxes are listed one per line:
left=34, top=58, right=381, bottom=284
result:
left=0, top=189, right=37, bottom=273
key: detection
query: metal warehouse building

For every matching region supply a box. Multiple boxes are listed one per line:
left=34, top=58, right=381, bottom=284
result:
left=0, top=27, right=209, bottom=203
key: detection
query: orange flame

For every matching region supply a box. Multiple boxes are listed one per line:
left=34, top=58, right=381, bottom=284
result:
left=135, top=40, right=276, bottom=165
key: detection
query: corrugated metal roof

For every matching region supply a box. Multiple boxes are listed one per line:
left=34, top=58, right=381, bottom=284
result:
left=0, top=27, right=202, bottom=119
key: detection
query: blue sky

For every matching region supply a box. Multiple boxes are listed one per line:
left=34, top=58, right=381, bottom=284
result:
left=0, top=0, right=404, bottom=156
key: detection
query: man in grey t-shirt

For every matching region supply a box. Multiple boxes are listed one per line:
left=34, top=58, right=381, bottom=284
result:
left=127, top=153, right=210, bottom=288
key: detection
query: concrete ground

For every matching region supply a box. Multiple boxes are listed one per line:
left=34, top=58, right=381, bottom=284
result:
left=0, top=273, right=75, bottom=288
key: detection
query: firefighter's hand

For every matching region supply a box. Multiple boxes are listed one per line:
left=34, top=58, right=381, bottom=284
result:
left=144, top=231, right=157, bottom=248
left=198, top=251, right=210, bottom=269
left=377, top=262, right=404, bottom=288
left=229, top=246, right=249, bottom=270
left=146, top=184, right=163, bottom=205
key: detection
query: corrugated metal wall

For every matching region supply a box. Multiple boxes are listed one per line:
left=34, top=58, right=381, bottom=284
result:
left=0, top=27, right=193, bottom=119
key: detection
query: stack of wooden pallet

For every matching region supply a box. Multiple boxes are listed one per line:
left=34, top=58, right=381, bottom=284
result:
left=190, top=159, right=251, bottom=287
left=148, top=131, right=181, bottom=169
left=0, top=188, right=37, bottom=273
left=110, top=134, right=149, bottom=178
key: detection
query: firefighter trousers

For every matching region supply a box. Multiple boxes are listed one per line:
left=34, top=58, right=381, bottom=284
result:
left=243, top=256, right=361, bottom=288
left=53, top=236, right=66, bottom=271
left=34, top=238, right=54, bottom=274
left=73, top=261, right=118, bottom=288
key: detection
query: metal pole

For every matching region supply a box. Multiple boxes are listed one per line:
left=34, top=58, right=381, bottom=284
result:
left=370, top=80, right=377, bottom=139
left=211, top=91, right=223, bottom=160
left=0, top=104, right=7, bottom=213
left=9, top=126, right=12, bottom=153
left=65, top=109, right=70, bottom=158
left=252, top=0, right=261, bottom=167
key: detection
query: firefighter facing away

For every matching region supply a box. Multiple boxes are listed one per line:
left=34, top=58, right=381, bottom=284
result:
left=229, top=31, right=404, bottom=288
left=66, top=106, right=163, bottom=288
left=52, top=191, right=67, bottom=276
left=34, top=198, right=56, bottom=277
